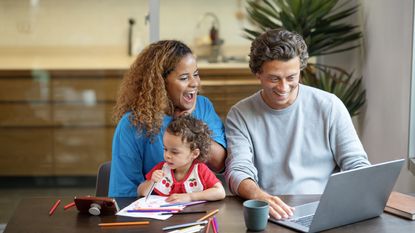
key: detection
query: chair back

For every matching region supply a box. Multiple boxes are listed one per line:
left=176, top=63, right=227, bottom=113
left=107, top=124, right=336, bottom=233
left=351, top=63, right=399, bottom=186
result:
left=95, top=161, right=111, bottom=197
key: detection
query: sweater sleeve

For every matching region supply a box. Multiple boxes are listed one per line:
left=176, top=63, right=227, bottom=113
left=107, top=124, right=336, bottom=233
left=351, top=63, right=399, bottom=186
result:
left=224, top=105, right=258, bottom=195
left=329, top=95, right=370, bottom=170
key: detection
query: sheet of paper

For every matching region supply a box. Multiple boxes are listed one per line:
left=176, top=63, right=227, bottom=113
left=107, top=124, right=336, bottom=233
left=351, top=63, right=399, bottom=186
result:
left=116, top=195, right=184, bottom=220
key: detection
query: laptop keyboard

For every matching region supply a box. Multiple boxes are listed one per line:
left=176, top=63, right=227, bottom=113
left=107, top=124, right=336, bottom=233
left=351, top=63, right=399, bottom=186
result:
left=289, top=215, right=314, bottom=227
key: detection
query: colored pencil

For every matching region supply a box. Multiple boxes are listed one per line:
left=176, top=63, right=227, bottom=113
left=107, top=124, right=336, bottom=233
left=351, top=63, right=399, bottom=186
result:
left=130, top=207, right=182, bottom=211
left=160, top=200, right=207, bottom=207
left=145, top=181, right=156, bottom=202
left=161, top=210, right=207, bottom=215
left=197, top=209, right=219, bottom=221
left=204, top=218, right=212, bottom=233
left=168, top=225, right=205, bottom=233
left=98, top=221, right=150, bottom=227
left=63, top=201, right=75, bottom=210
left=162, top=220, right=208, bottom=231
left=49, top=199, right=61, bottom=216
left=211, top=216, right=218, bottom=233
left=132, top=207, right=182, bottom=210
left=127, top=209, right=178, bottom=213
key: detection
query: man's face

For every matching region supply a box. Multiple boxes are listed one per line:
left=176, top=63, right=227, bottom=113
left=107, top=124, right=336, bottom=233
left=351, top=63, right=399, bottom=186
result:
left=256, top=57, right=301, bottom=110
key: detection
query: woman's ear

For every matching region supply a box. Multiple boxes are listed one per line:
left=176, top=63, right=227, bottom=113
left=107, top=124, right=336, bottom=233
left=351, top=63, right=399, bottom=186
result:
left=191, top=148, right=200, bottom=159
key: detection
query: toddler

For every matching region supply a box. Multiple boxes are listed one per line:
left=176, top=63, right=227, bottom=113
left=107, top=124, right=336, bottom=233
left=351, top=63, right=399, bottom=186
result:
left=137, top=115, right=226, bottom=202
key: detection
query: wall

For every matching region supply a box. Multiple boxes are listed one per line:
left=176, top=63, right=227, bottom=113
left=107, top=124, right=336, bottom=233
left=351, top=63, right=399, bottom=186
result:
left=360, top=0, right=415, bottom=193
left=0, top=0, right=250, bottom=55
left=302, top=0, right=415, bottom=193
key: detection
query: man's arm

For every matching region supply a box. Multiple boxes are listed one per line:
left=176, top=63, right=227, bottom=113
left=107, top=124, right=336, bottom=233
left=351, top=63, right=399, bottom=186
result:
left=238, top=179, right=293, bottom=219
left=329, top=96, right=370, bottom=170
left=224, top=104, right=293, bottom=219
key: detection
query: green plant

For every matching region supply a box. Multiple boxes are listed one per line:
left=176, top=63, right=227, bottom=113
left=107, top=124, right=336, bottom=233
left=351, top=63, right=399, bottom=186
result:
left=244, top=0, right=366, bottom=116
left=303, top=64, right=366, bottom=117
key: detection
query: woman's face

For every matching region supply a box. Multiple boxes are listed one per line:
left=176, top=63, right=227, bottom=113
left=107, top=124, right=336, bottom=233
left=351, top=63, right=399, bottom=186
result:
left=165, top=54, right=200, bottom=112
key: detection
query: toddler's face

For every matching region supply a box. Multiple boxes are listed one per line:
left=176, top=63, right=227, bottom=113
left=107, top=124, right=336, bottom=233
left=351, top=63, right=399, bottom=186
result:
left=163, top=131, right=199, bottom=172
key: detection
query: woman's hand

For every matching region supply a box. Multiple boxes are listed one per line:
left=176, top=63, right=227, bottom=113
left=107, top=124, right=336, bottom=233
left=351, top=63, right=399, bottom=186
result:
left=166, top=193, right=192, bottom=203
left=151, top=170, right=164, bottom=183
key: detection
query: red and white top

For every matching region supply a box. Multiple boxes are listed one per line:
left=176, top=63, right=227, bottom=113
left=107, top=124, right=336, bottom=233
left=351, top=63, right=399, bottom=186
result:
left=145, top=161, right=220, bottom=196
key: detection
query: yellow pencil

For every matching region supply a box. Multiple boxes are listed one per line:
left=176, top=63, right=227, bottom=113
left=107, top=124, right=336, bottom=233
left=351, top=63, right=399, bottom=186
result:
left=98, top=221, right=150, bottom=227
left=197, top=209, right=219, bottom=221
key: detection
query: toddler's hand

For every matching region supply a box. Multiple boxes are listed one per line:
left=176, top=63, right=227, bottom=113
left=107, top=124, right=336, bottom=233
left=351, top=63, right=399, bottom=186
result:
left=166, top=193, right=192, bottom=203
left=151, top=170, right=164, bottom=183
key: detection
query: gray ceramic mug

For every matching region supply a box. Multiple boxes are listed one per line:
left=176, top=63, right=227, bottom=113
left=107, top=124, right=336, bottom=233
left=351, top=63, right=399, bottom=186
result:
left=243, top=200, right=269, bottom=231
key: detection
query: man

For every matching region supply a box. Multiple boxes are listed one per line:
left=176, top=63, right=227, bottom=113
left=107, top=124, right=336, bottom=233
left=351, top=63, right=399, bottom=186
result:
left=224, top=29, right=370, bottom=219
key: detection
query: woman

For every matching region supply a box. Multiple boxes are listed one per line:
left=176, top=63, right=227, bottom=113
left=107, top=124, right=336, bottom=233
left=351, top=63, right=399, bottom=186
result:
left=109, top=40, right=226, bottom=197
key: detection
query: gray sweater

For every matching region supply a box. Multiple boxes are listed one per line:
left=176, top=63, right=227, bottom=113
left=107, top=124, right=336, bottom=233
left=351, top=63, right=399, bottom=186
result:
left=224, top=84, right=370, bottom=195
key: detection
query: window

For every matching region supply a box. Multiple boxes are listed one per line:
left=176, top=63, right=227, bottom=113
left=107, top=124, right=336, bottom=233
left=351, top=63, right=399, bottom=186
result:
left=409, top=1, right=415, bottom=175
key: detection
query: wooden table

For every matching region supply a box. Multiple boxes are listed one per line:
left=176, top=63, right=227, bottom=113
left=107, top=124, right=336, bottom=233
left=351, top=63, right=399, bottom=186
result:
left=4, top=195, right=414, bottom=232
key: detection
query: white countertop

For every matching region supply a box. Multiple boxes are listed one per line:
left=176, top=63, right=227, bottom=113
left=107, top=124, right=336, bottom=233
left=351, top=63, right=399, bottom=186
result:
left=0, top=47, right=249, bottom=70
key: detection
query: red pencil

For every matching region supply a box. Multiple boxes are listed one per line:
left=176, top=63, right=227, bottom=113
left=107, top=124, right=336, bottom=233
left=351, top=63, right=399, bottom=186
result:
left=205, top=218, right=212, bottom=233
left=49, top=199, right=61, bottom=216
left=64, top=201, right=75, bottom=210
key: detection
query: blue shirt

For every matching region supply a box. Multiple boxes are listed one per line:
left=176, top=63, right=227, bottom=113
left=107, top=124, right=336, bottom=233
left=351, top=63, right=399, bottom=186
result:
left=109, top=95, right=226, bottom=197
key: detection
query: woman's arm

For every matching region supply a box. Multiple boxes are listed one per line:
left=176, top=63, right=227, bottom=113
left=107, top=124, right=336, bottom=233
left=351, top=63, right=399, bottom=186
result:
left=109, top=114, right=144, bottom=197
left=195, top=96, right=228, bottom=172
left=206, top=140, right=226, bottom=172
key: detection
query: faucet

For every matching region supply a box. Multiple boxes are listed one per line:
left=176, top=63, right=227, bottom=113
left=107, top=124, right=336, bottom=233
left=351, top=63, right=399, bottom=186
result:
left=128, top=18, right=135, bottom=56
left=196, top=12, right=221, bottom=45
left=196, top=12, right=224, bottom=62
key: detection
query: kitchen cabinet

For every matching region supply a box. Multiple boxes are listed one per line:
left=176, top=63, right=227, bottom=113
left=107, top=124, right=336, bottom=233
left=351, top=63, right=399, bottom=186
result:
left=0, top=67, right=260, bottom=176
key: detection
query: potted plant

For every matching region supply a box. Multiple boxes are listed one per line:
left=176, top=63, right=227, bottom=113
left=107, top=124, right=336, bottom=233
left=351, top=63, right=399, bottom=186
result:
left=243, top=0, right=365, bottom=117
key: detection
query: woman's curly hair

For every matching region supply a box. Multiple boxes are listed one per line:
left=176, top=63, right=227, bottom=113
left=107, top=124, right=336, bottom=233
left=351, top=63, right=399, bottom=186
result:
left=249, top=29, right=309, bottom=74
left=166, top=115, right=212, bottom=162
left=113, top=40, right=192, bottom=140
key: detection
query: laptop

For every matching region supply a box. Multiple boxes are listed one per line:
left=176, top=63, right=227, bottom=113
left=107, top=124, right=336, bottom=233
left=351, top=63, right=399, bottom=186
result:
left=270, top=159, right=404, bottom=233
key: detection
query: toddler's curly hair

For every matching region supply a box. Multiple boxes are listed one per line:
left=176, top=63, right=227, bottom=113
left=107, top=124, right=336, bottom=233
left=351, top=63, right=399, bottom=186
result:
left=166, top=115, right=212, bottom=162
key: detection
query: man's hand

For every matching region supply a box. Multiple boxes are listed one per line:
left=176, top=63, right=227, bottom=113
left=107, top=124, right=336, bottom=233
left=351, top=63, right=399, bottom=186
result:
left=238, top=179, right=294, bottom=219
left=259, top=193, right=294, bottom=219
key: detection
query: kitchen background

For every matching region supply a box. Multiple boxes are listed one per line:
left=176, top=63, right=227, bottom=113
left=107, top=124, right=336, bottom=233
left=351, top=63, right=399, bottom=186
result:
left=0, top=0, right=250, bottom=59
left=0, top=0, right=414, bottom=230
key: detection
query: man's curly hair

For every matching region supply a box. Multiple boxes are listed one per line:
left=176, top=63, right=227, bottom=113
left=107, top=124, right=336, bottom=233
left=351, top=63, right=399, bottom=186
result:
left=249, top=29, right=309, bottom=74
left=113, top=40, right=192, bottom=140
left=166, top=115, right=212, bottom=162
